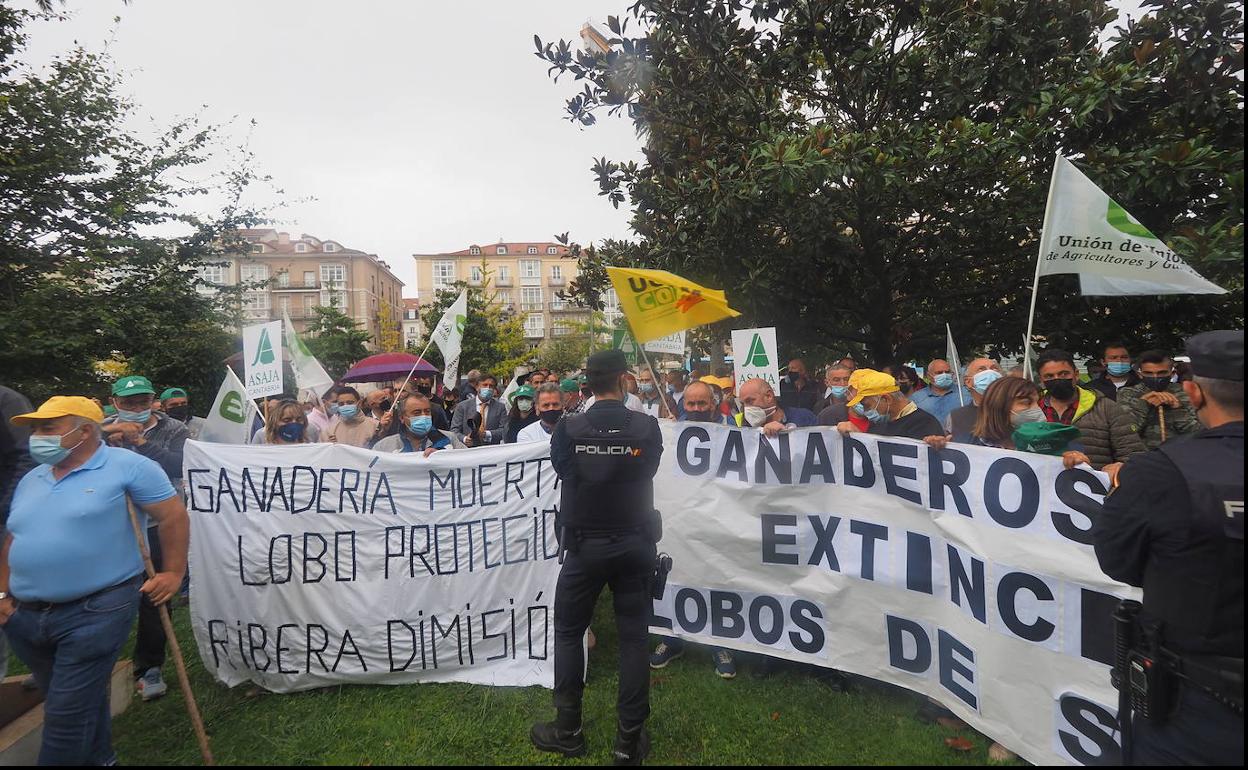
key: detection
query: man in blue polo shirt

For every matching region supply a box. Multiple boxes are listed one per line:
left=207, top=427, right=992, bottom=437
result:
left=909, top=358, right=964, bottom=426
left=0, top=396, right=189, bottom=766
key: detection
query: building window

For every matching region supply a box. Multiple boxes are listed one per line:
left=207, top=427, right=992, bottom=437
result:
left=250, top=243, right=263, bottom=254
left=550, top=264, right=563, bottom=281
left=277, top=271, right=290, bottom=287
left=469, top=246, right=481, bottom=256
left=496, top=245, right=507, bottom=255
left=524, top=313, right=544, bottom=337
left=432, top=260, right=456, bottom=289
left=320, top=263, right=347, bottom=308
left=520, top=259, right=540, bottom=278
left=547, top=246, right=558, bottom=255
left=320, top=263, right=346, bottom=284
left=527, top=246, right=538, bottom=255
left=497, top=265, right=511, bottom=282
left=240, top=263, right=269, bottom=284
left=295, top=243, right=308, bottom=253
left=304, top=270, right=316, bottom=287
left=303, top=295, right=317, bottom=315
left=553, top=322, right=573, bottom=337
left=324, top=242, right=338, bottom=253
left=198, top=264, right=226, bottom=285
left=494, top=290, right=511, bottom=306
left=520, top=287, right=543, bottom=311
left=470, top=265, right=483, bottom=283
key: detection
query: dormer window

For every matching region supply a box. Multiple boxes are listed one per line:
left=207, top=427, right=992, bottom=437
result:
left=295, top=243, right=308, bottom=253
left=547, top=246, right=558, bottom=255
left=527, top=246, right=538, bottom=255
left=250, top=244, right=263, bottom=254
left=496, top=245, right=507, bottom=255
left=469, top=246, right=481, bottom=256
left=324, top=242, right=338, bottom=253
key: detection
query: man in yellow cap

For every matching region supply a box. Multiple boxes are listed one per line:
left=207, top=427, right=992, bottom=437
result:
left=0, top=396, right=189, bottom=766
left=839, top=368, right=945, bottom=441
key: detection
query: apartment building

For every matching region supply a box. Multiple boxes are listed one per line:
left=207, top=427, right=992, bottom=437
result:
left=411, top=240, right=621, bottom=346
left=200, top=229, right=404, bottom=346
left=402, top=298, right=423, bottom=349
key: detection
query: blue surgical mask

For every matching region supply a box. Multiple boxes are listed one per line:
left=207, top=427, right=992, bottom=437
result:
left=409, top=416, right=433, bottom=436
left=327, top=404, right=339, bottom=416
left=1107, top=362, right=1132, bottom=376
left=972, top=369, right=1003, bottom=395
left=277, top=423, right=305, bottom=442
left=479, top=388, right=494, bottom=401
left=29, top=429, right=84, bottom=466
left=117, top=408, right=151, bottom=423
left=830, top=385, right=849, bottom=400
left=337, top=404, right=359, bottom=420
left=933, top=373, right=955, bottom=389
left=640, top=382, right=656, bottom=394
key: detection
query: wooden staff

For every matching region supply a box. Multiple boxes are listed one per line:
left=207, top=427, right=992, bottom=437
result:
left=126, top=498, right=216, bottom=766
left=1158, top=404, right=1168, bottom=443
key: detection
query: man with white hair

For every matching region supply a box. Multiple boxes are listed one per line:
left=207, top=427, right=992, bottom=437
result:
left=0, top=396, right=188, bottom=765
left=945, top=357, right=1003, bottom=443
left=737, top=378, right=817, bottom=435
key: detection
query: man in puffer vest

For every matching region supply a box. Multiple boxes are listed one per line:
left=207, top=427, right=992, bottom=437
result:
left=1035, top=348, right=1146, bottom=473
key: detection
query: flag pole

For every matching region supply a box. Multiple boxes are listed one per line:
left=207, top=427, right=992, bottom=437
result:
left=1023, top=153, right=1063, bottom=380
left=630, top=324, right=678, bottom=418
left=392, top=337, right=436, bottom=411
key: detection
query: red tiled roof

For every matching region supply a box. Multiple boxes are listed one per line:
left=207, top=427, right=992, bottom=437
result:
left=441, top=242, right=571, bottom=257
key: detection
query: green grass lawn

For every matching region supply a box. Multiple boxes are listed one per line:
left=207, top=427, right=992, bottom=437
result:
left=8, top=595, right=1023, bottom=765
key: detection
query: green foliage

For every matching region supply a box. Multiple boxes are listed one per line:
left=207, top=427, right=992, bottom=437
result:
left=537, top=0, right=1243, bottom=364
left=419, top=276, right=529, bottom=381
left=303, top=305, right=371, bottom=380
left=0, top=3, right=264, bottom=407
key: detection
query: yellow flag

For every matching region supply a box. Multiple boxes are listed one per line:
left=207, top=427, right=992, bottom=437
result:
left=606, top=267, right=741, bottom=343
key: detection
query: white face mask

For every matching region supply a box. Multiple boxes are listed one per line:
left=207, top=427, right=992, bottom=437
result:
left=744, top=405, right=768, bottom=427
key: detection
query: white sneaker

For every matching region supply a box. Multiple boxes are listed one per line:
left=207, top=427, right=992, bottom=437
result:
left=137, top=668, right=167, bottom=701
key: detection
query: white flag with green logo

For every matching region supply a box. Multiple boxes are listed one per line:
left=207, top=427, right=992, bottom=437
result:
left=1036, top=155, right=1225, bottom=295
left=200, top=368, right=257, bottom=444
left=283, top=310, right=334, bottom=400
left=431, top=289, right=469, bottom=390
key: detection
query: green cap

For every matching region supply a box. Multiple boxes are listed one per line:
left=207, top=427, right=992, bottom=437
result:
left=160, top=387, right=188, bottom=401
left=1012, top=422, right=1081, bottom=456
left=559, top=378, right=579, bottom=393
left=112, top=375, right=155, bottom=397
left=510, top=385, right=535, bottom=404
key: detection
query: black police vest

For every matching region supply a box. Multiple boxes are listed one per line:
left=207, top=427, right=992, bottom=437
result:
left=1150, top=426, right=1244, bottom=657
left=559, top=408, right=654, bottom=532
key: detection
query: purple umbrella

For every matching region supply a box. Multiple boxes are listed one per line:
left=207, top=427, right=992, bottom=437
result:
left=341, top=352, right=439, bottom=383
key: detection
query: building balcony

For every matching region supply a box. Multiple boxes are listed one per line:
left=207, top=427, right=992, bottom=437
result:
left=551, top=326, right=576, bottom=337
left=495, top=276, right=513, bottom=287
left=524, top=327, right=546, bottom=339
left=273, top=283, right=320, bottom=291
left=548, top=276, right=565, bottom=287
left=520, top=302, right=544, bottom=312
left=548, top=301, right=583, bottom=312
left=519, top=276, right=541, bottom=286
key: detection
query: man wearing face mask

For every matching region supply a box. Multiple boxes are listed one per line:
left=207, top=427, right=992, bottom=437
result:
left=451, top=374, right=509, bottom=447
left=532, top=350, right=663, bottom=764
left=1116, top=350, right=1200, bottom=450
left=2, top=397, right=188, bottom=764
left=1036, top=349, right=1145, bottom=472
left=159, top=387, right=205, bottom=441
left=373, top=393, right=464, bottom=455
left=837, top=369, right=943, bottom=441
left=814, top=363, right=854, bottom=424
left=1088, top=340, right=1142, bottom=401
left=517, top=384, right=566, bottom=443
left=909, top=359, right=963, bottom=426
left=102, top=376, right=190, bottom=701
left=945, top=358, right=1004, bottom=443
left=779, top=358, right=821, bottom=412
left=326, top=386, right=380, bottom=449
left=635, top=368, right=669, bottom=419
left=1092, top=330, right=1244, bottom=765
left=737, top=378, right=817, bottom=436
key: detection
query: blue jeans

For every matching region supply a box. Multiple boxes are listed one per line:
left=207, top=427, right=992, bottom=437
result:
left=4, top=576, right=142, bottom=766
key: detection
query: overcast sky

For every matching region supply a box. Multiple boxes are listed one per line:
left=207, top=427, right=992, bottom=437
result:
left=21, top=1, right=1148, bottom=296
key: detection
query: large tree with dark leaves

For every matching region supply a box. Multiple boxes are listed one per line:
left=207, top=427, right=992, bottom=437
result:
left=537, top=0, right=1242, bottom=365
left=0, top=3, right=263, bottom=407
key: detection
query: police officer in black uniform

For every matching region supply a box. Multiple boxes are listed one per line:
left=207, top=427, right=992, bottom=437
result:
left=530, top=350, right=664, bottom=765
left=1093, top=329, right=1244, bottom=765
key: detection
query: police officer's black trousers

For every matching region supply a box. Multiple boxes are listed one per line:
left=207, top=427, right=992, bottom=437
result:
left=1133, top=684, right=1243, bottom=765
left=553, top=531, right=657, bottom=731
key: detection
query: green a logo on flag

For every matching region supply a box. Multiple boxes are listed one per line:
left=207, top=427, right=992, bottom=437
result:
left=220, top=391, right=246, bottom=423
left=746, top=333, right=769, bottom=367
left=455, top=314, right=467, bottom=335
left=252, top=328, right=276, bottom=365
left=1106, top=200, right=1158, bottom=240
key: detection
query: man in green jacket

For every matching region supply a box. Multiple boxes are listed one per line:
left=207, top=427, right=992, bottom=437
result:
left=1117, top=349, right=1200, bottom=450
left=1035, top=348, right=1146, bottom=472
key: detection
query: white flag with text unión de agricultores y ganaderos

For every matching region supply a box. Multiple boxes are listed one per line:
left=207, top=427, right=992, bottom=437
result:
left=1035, top=155, right=1226, bottom=296
left=431, top=289, right=468, bottom=391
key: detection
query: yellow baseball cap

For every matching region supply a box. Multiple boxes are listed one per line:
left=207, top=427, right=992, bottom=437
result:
left=845, top=369, right=899, bottom=407
left=11, top=396, right=105, bottom=426
left=700, top=375, right=734, bottom=390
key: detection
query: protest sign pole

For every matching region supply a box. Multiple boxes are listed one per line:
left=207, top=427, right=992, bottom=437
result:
left=125, top=498, right=215, bottom=766
left=630, top=321, right=678, bottom=418
left=392, top=337, right=436, bottom=411
left=1023, top=154, right=1062, bottom=380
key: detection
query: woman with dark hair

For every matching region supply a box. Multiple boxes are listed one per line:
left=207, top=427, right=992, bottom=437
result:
left=504, top=385, right=539, bottom=443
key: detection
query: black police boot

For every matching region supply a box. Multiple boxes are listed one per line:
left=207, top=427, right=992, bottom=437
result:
left=612, top=723, right=651, bottom=766
left=530, top=709, right=587, bottom=758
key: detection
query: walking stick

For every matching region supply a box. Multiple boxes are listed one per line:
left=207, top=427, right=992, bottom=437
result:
left=125, top=498, right=216, bottom=766
left=1157, top=404, right=1167, bottom=443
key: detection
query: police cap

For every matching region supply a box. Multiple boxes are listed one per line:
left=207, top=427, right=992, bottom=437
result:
left=1185, top=330, right=1243, bottom=381
left=586, top=349, right=629, bottom=375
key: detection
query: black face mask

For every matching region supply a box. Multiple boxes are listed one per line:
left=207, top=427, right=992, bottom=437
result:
left=1044, top=378, right=1077, bottom=401
left=1142, top=376, right=1170, bottom=392
left=580, top=388, right=593, bottom=398
left=416, top=384, right=432, bottom=395
left=379, top=399, right=393, bottom=412
left=787, top=372, right=800, bottom=385
left=898, top=382, right=913, bottom=395
left=540, top=409, right=563, bottom=425
left=166, top=406, right=190, bottom=422
left=684, top=409, right=717, bottom=423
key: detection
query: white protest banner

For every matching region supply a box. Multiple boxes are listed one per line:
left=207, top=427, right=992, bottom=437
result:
left=431, top=289, right=469, bottom=391
left=655, top=423, right=1135, bottom=766
left=184, top=439, right=560, bottom=691
left=199, top=368, right=257, bottom=444
left=1036, top=155, right=1225, bottom=296
left=643, top=330, right=686, bottom=356
left=731, top=327, right=779, bottom=389
left=242, top=320, right=284, bottom=399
